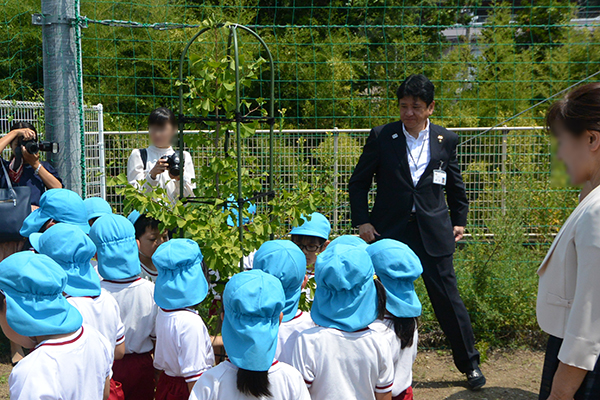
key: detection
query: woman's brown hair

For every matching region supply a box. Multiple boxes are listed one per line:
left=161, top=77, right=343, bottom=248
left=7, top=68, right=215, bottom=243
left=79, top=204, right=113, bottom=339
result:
left=546, top=82, right=600, bottom=136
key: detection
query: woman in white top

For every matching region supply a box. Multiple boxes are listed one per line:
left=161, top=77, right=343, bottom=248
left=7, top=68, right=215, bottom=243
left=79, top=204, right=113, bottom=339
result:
left=127, top=107, right=195, bottom=203
left=539, top=82, right=600, bottom=400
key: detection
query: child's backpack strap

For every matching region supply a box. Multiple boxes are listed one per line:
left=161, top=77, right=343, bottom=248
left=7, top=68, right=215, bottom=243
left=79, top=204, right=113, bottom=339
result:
left=139, top=148, right=148, bottom=170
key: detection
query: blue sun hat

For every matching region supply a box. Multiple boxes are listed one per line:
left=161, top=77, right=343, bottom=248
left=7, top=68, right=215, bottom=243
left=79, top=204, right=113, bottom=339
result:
left=20, top=189, right=90, bottom=237
left=89, top=214, right=140, bottom=280
left=30, top=224, right=100, bottom=297
left=0, top=252, right=83, bottom=336
left=84, top=197, right=112, bottom=222
left=366, top=239, right=423, bottom=318
left=222, top=270, right=285, bottom=371
left=311, top=244, right=377, bottom=331
left=253, top=240, right=307, bottom=322
left=328, top=235, right=368, bottom=250
left=225, top=195, right=257, bottom=227
left=290, top=212, right=331, bottom=240
left=152, top=239, right=208, bottom=310
left=127, top=210, right=141, bottom=225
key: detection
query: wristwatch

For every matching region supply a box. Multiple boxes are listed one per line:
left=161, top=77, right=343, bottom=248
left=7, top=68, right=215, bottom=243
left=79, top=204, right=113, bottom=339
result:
left=34, top=164, right=42, bottom=175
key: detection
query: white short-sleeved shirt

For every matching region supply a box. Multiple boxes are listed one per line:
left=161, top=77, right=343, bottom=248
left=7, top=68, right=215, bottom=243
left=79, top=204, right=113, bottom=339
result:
left=139, top=262, right=158, bottom=282
left=101, top=277, right=158, bottom=354
left=67, top=289, right=125, bottom=352
left=9, top=325, right=112, bottom=400
left=277, top=311, right=315, bottom=364
left=154, top=308, right=215, bottom=382
left=291, top=326, right=394, bottom=400
left=127, top=146, right=195, bottom=203
left=189, top=360, right=310, bottom=400
left=241, top=250, right=256, bottom=271
left=369, top=319, right=418, bottom=396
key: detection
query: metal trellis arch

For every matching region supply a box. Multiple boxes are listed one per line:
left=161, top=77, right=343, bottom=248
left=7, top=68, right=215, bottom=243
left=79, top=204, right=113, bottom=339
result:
left=177, top=22, right=276, bottom=263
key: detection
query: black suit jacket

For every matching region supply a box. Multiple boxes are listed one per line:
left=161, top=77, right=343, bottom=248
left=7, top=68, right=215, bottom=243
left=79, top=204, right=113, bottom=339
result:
left=348, top=121, right=468, bottom=257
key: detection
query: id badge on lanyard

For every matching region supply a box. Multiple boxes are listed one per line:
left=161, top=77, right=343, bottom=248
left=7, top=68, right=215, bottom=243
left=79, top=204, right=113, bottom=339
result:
left=433, top=161, right=446, bottom=186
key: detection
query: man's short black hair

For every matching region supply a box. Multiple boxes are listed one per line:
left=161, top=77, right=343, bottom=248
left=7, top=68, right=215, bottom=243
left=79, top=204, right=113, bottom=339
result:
left=134, top=214, right=161, bottom=239
left=148, top=107, right=177, bottom=128
left=396, top=74, right=435, bottom=106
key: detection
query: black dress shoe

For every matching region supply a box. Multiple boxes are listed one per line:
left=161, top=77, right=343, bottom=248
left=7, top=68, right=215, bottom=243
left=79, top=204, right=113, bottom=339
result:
left=466, top=367, right=486, bottom=390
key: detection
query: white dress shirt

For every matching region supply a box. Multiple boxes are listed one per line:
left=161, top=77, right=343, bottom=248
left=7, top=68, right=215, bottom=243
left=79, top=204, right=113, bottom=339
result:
left=402, top=120, right=430, bottom=186
left=403, top=120, right=430, bottom=212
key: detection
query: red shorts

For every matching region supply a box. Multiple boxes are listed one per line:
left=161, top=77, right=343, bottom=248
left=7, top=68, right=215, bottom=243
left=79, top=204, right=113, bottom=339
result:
left=393, top=386, right=413, bottom=400
left=112, top=352, right=155, bottom=400
left=155, top=373, right=189, bottom=400
left=108, top=379, right=125, bottom=400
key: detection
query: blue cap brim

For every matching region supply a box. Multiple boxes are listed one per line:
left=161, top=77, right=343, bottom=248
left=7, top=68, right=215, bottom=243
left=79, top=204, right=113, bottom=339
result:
left=311, top=279, right=378, bottom=331
left=222, top=314, right=279, bottom=371
left=386, top=287, right=422, bottom=318
left=63, top=263, right=102, bottom=298
left=29, top=232, right=42, bottom=252
left=154, top=262, right=208, bottom=310
left=289, top=226, right=329, bottom=240
left=20, top=209, right=90, bottom=237
left=4, top=290, right=82, bottom=337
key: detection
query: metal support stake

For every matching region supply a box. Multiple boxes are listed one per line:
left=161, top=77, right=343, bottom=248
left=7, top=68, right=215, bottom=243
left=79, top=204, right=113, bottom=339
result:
left=333, top=127, right=339, bottom=231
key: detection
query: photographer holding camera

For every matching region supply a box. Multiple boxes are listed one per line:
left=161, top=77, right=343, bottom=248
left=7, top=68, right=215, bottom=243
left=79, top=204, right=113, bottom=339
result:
left=127, top=107, right=195, bottom=203
left=0, top=122, right=62, bottom=208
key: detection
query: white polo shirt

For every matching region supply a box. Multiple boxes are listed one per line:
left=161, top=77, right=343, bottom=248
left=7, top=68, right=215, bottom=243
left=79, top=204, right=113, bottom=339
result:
left=291, top=326, right=394, bottom=400
left=154, top=308, right=215, bottom=383
left=370, top=318, right=418, bottom=396
left=189, top=360, right=310, bottom=400
left=139, top=262, right=158, bottom=282
left=276, top=310, right=315, bottom=364
left=67, top=289, right=126, bottom=352
left=100, top=277, right=158, bottom=354
left=9, top=325, right=112, bottom=400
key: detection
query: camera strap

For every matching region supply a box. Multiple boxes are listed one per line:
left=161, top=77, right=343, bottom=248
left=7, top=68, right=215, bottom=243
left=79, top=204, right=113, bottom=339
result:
left=139, top=148, right=148, bottom=170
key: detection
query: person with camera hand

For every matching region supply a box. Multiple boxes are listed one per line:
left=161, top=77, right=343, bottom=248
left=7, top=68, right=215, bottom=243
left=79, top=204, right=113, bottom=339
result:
left=127, top=107, right=195, bottom=203
left=0, top=121, right=63, bottom=366
left=0, top=122, right=62, bottom=208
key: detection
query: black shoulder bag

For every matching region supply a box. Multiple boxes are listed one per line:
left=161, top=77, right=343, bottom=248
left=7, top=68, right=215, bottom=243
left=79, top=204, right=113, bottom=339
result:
left=0, top=161, right=31, bottom=241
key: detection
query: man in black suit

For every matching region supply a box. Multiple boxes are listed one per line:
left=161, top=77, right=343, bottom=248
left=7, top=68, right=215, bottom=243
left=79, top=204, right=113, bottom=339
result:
left=349, top=74, right=486, bottom=390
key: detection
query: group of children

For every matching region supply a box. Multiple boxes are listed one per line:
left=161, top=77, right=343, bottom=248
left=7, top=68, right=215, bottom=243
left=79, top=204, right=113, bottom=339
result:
left=0, top=185, right=423, bottom=400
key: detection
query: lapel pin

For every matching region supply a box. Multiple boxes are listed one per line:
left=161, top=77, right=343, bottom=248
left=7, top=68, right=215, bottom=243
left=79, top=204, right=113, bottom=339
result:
left=437, top=135, right=443, bottom=143
left=392, top=133, right=398, bottom=139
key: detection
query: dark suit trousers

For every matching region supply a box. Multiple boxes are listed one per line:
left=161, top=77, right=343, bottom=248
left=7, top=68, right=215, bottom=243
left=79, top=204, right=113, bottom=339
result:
left=399, top=219, right=480, bottom=373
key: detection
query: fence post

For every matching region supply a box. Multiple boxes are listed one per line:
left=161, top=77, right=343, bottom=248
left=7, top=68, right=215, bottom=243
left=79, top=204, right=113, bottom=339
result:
left=333, top=127, right=339, bottom=232
left=35, top=0, right=85, bottom=195
left=501, top=127, right=508, bottom=215
left=97, top=104, right=106, bottom=199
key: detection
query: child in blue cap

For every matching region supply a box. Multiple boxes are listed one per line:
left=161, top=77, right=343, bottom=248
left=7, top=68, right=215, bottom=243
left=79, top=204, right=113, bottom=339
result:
left=152, top=239, right=215, bottom=400
left=291, top=244, right=394, bottom=400
left=253, top=240, right=315, bottom=364
left=90, top=213, right=158, bottom=400
left=190, top=269, right=310, bottom=400
left=224, top=195, right=257, bottom=270
left=367, top=239, right=423, bottom=400
left=0, top=252, right=113, bottom=399
left=84, top=197, right=113, bottom=226
left=30, top=224, right=126, bottom=360
left=20, top=188, right=90, bottom=237
left=290, top=212, right=331, bottom=267
left=128, top=210, right=169, bottom=282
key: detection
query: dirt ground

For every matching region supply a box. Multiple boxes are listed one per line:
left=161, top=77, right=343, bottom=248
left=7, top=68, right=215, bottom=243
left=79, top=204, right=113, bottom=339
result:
left=0, top=350, right=544, bottom=399
left=413, top=349, right=545, bottom=399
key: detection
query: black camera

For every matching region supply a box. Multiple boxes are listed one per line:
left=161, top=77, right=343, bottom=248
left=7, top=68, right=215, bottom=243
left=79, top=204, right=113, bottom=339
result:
left=162, top=153, right=180, bottom=177
left=20, top=139, right=59, bottom=155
